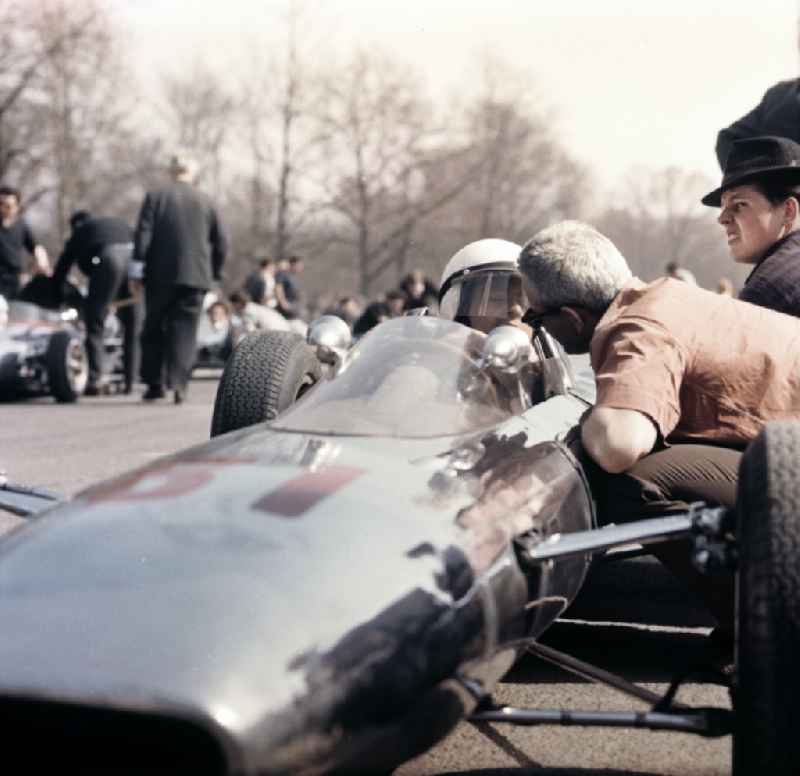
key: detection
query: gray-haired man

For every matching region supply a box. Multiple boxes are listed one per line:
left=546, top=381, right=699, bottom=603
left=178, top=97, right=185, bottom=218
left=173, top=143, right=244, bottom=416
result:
left=514, top=220, right=800, bottom=650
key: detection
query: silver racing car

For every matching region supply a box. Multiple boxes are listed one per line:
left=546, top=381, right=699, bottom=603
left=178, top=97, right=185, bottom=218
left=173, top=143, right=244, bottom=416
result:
left=0, top=315, right=797, bottom=775
left=0, top=297, right=88, bottom=402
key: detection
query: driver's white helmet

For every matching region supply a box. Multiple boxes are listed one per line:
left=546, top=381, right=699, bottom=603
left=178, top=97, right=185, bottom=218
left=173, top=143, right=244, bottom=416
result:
left=438, top=238, right=526, bottom=334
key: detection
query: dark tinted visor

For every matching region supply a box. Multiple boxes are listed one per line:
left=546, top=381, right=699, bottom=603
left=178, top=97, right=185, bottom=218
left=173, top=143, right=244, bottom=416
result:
left=439, top=271, right=527, bottom=334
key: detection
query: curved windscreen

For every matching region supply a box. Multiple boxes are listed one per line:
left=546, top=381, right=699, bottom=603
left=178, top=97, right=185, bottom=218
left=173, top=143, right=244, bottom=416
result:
left=273, top=317, right=515, bottom=438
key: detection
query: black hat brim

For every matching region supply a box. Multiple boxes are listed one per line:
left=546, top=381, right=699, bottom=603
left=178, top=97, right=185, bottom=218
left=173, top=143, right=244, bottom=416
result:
left=702, top=165, right=800, bottom=207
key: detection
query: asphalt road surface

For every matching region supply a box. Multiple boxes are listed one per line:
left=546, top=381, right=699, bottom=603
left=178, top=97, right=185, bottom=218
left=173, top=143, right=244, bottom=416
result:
left=1, top=374, right=731, bottom=775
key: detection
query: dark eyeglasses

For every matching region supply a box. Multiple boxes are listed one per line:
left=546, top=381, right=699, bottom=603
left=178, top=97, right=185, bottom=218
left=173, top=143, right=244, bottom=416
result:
left=521, top=306, right=561, bottom=330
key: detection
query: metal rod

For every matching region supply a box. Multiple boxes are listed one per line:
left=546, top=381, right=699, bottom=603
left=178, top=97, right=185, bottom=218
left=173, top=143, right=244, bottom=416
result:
left=596, top=545, right=653, bottom=564
left=470, top=706, right=731, bottom=736
left=527, top=641, right=687, bottom=709
left=525, top=515, right=694, bottom=563
left=0, top=484, right=61, bottom=517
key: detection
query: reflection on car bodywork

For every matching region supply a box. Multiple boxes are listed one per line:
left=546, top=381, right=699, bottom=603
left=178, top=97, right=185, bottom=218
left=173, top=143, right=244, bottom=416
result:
left=252, top=466, right=366, bottom=518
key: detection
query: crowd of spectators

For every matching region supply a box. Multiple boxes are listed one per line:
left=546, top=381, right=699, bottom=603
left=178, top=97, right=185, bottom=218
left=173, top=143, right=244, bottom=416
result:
left=319, top=269, right=439, bottom=339
left=2, top=74, right=799, bottom=407
left=196, top=254, right=311, bottom=361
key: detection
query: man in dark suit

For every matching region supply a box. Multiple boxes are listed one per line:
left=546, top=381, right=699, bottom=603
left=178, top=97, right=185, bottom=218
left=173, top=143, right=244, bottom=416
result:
left=52, top=210, right=140, bottom=395
left=130, top=153, right=228, bottom=404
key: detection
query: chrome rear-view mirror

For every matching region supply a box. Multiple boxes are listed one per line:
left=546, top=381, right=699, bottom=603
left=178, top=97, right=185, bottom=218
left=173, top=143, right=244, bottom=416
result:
left=307, top=315, right=352, bottom=369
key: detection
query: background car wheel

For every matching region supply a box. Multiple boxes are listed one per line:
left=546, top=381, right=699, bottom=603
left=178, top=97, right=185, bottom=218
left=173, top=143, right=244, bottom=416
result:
left=46, top=330, right=88, bottom=403
left=733, top=420, right=800, bottom=775
left=210, top=330, right=322, bottom=437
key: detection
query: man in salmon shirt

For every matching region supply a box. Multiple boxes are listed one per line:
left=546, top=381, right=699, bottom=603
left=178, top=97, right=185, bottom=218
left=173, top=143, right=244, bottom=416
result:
left=513, top=219, right=800, bottom=663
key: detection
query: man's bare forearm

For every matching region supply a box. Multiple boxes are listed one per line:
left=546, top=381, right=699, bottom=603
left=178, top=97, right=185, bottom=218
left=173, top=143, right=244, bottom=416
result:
left=581, top=406, right=658, bottom=474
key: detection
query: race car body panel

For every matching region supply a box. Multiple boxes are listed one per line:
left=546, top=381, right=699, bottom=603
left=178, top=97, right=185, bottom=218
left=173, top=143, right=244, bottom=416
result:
left=0, top=340, right=22, bottom=385
left=0, top=318, right=594, bottom=773
left=0, top=299, right=92, bottom=400
left=0, top=323, right=53, bottom=395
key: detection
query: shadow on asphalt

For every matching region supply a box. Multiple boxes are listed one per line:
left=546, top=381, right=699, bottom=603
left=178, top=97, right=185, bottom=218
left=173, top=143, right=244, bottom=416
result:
left=506, top=555, right=723, bottom=685
left=509, top=622, right=720, bottom=685
left=451, top=726, right=664, bottom=775
left=440, top=770, right=656, bottom=776
left=566, top=555, right=713, bottom=627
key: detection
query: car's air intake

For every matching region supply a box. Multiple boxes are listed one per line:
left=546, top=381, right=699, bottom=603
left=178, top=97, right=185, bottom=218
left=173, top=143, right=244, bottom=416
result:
left=0, top=696, right=229, bottom=774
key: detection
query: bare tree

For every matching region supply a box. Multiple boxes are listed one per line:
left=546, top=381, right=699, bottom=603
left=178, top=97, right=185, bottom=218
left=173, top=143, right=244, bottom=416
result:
left=160, top=65, right=237, bottom=200
left=30, top=0, right=149, bottom=240
left=408, top=55, right=592, bottom=285
left=0, top=0, right=110, bottom=215
left=235, top=0, right=328, bottom=265
left=317, top=49, right=482, bottom=295
left=447, top=55, right=591, bottom=242
left=595, top=165, right=736, bottom=287
left=272, top=1, right=314, bottom=263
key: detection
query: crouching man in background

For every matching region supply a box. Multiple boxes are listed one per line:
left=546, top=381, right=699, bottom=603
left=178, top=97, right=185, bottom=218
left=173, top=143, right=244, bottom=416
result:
left=51, top=210, right=140, bottom=395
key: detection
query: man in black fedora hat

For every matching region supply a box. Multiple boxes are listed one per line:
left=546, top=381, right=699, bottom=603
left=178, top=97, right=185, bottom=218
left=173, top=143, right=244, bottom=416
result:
left=702, top=135, right=800, bottom=318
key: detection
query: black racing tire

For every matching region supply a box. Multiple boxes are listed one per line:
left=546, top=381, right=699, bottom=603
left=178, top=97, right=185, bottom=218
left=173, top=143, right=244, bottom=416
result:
left=733, top=421, right=800, bottom=775
left=210, top=330, right=322, bottom=437
left=46, top=330, right=88, bottom=403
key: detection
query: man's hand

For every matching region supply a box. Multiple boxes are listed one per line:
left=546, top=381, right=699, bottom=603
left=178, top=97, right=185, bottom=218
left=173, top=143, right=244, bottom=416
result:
left=128, top=278, right=143, bottom=297
left=33, top=245, right=50, bottom=276
left=507, top=306, right=533, bottom=340
left=581, top=406, right=658, bottom=474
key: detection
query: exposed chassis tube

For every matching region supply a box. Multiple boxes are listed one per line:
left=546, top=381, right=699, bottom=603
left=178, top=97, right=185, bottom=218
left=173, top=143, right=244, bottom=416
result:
left=0, top=476, right=62, bottom=517
left=467, top=505, right=736, bottom=738
left=521, top=505, right=730, bottom=565
left=526, top=515, right=692, bottom=562
left=468, top=641, right=733, bottom=737
left=471, top=703, right=732, bottom=736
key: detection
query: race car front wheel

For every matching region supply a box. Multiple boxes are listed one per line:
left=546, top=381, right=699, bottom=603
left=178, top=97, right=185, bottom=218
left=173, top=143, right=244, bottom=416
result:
left=46, top=330, right=88, bottom=403
left=210, top=330, right=322, bottom=437
left=733, top=420, right=800, bottom=776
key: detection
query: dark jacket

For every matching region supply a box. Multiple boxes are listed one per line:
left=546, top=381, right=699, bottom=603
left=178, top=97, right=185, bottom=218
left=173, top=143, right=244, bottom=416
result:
left=52, top=216, right=133, bottom=289
left=738, top=230, right=800, bottom=318
left=716, top=79, right=800, bottom=168
left=134, top=181, right=227, bottom=290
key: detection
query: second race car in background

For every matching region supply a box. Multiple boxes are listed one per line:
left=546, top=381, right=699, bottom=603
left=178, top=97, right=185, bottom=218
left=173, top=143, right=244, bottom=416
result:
left=0, top=280, right=126, bottom=402
left=0, top=296, right=88, bottom=402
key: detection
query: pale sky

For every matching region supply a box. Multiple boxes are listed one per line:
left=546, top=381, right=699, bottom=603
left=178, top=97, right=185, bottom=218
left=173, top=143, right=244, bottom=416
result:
left=112, top=0, right=798, bottom=193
